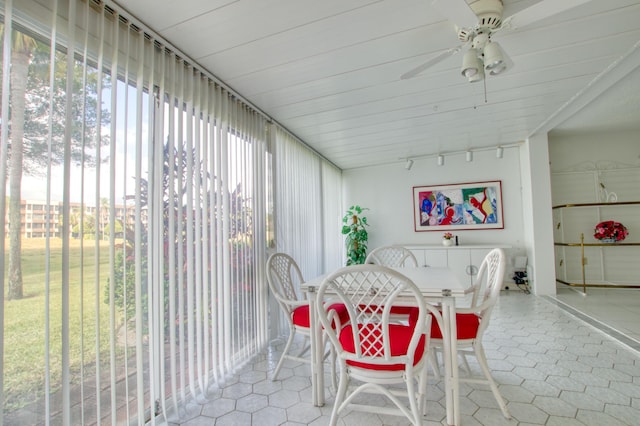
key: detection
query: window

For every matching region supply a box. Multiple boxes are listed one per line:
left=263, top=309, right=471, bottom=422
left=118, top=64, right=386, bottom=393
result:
left=1, top=1, right=272, bottom=423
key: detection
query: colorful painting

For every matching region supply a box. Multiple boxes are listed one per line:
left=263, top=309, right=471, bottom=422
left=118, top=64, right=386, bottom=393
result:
left=413, top=181, right=504, bottom=232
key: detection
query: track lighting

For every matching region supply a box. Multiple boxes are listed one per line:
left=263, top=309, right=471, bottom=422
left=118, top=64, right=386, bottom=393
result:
left=405, top=159, right=414, bottom=170
left=401, top=143, right=517, bottom=167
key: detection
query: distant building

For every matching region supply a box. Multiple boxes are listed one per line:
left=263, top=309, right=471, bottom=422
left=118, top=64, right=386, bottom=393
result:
left=4, top=200, right=142, bottom=239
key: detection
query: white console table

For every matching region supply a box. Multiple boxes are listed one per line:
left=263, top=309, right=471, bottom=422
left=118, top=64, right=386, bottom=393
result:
left=403, top=244, right=511, bottom=288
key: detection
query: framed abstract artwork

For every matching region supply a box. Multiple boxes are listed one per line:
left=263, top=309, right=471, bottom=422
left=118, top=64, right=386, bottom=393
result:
left=413, top=180, right=504, bottom=232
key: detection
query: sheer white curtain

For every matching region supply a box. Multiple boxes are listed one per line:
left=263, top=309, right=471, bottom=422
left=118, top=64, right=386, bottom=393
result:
left=2, top=0, right=270, bottom=424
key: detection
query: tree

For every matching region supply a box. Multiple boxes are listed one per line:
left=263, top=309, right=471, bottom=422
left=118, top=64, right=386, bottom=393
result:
left=99, top=197, right=109, bottom=240
left=71, top=214, right=97, bottom=240
left=108, top=139, right=256, bottom=332
left=2, top=28, right=108, bottom=299
left=103, top=218, right=123, bottom=238
left=109, top=140, right=204, bottom=329
left=5, top=29, right=36, bottom=300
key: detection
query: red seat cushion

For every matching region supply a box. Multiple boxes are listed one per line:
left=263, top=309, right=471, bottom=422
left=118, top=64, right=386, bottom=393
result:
left=430, top=312, right=480, bottom=340
left=339, top=323, right=426, bottom=371
left=292, top=303, right=349, bottom=329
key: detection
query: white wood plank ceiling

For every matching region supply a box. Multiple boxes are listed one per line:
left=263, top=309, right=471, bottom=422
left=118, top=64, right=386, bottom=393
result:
left=118, top=0, right=640, bottom=169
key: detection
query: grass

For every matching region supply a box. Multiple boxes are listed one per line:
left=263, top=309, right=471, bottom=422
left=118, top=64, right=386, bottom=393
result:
left=4, top=238, right=116, bottom=412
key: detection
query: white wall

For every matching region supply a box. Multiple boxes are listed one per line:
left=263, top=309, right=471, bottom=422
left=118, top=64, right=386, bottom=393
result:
left=521, top=134, right=556, bottom=295
left=339, top=131, right=638, bottom=297
left=342, top=146, right=528, bottom=266
left=549, top=129, right=640, bottom=171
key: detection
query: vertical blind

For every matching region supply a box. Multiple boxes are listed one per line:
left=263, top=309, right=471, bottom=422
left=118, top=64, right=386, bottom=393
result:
left=272, top=127, right=343, bottom=284
left=0, top=0, right=337, bottom=423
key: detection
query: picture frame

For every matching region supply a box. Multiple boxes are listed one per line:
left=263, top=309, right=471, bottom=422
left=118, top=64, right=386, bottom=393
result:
left=413, top=180, right=504, bottom=232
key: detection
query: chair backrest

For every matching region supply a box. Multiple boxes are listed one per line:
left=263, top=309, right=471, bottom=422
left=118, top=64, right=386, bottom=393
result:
left=316, top=264, right=427, bottom=366
left=469, top=248, right=506, bottom=336
left=266, top=253, right=305, bottom=315
left=365, top=245, right=418, bottom=267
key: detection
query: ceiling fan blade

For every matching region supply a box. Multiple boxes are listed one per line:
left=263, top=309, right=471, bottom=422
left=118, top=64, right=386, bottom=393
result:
left=502, top=0, right=593, bottom=30
left=431, top=0, right=477, bottom=29
left=400, top=46, right=463, bottom=80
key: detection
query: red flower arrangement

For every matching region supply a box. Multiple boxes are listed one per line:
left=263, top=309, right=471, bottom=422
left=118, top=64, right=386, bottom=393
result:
left=594, top=221, right=628, bottom=242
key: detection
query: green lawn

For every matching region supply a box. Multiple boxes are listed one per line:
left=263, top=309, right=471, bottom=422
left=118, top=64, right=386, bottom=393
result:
left=4, top=238, right=116, bottom=412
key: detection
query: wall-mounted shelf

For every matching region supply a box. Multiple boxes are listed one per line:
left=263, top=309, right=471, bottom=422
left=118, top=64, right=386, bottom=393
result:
left=555, top=242, right=640, bottom=247
left=553, top=201, right=640, bottom=294
left=553, top=201, right=640, bottom=209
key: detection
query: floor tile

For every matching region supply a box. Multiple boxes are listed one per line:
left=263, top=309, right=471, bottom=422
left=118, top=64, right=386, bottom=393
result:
left=170, top=291, right=640, bottom=425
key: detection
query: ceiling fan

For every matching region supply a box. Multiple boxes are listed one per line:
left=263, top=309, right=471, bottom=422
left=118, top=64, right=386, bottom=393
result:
left=401, top=0, right=592, bottom=82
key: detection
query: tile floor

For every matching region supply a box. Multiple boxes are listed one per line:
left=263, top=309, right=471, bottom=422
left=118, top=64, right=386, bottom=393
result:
left=169, top=290, right=640, bottom=425
left=554, top=286, right=640, bottom=349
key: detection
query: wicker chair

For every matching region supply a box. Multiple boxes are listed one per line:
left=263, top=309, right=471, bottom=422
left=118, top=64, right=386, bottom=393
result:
left=317, top=264, right=442, bottom=425
left=429, top=248, right=510, bottom=419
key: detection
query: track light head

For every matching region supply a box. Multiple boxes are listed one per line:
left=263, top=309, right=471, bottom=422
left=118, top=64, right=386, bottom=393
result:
left=466, top=151, right=473, bottom=162
left=437, top=154, right=444, bottom=166
left=405, top=159, right=414, bottom=170
left=496, top=146, right=504, bottom=158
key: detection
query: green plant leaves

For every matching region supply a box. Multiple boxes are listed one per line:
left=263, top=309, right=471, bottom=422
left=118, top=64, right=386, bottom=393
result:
left=342, top=205, right=369, bottom=265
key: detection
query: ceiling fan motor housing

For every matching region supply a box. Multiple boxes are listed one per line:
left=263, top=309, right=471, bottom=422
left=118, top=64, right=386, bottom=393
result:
left=470, top=0, right=504, bottom=29
left=457, top=0, right=504, bottom=42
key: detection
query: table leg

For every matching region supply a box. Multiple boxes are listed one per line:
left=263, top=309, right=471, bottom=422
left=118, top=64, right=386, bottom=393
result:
left=441, top=298, right=459, bottom=425
left=308, top=294, right=325, bottom=406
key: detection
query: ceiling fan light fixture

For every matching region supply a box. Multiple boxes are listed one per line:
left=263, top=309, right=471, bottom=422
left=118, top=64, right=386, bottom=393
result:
left=461, top=48, right=481, bottom=77
left=483, top=41, right=504, bottom=71
left=488, top=61, right=507, bottom=75
left=468, top=63, right=485, bottom=82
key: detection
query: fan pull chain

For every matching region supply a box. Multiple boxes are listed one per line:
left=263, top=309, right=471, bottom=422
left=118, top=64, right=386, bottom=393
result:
left=483, top=76, right=488, bottom=103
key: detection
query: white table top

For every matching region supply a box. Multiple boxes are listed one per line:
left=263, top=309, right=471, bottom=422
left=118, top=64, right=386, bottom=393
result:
left=303, top=266, right=468, bottom=298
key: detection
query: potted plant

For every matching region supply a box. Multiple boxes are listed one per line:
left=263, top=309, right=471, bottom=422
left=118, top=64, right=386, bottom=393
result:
left=342, top=205, right=369, bottom=265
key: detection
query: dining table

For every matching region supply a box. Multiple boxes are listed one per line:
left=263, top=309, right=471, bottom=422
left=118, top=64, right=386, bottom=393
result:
left=302, top=266, right=468, bottom=426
